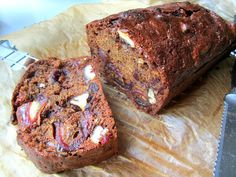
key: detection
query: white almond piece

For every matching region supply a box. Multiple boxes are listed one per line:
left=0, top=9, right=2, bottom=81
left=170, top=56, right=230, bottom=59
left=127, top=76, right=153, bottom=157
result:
left=29, top=101, right=41, bottom=120
left=70, top=92, right=89, bottom=111
left=148, top=88, right=156, bottom=104
left=118, top=30, right=135, bottom=48
left=84, top=65, right=95, bottom=81
left=180, top=23, right=188, bottom=32
left=91, top=125, right=108, bottom=144
left=137, top=58, right=144, bottom=64
left=38, top=83, right=45, bottom=88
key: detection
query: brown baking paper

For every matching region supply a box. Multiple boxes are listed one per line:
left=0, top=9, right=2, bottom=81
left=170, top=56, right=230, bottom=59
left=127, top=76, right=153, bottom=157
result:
left=0, top=0, right=235, bottom=176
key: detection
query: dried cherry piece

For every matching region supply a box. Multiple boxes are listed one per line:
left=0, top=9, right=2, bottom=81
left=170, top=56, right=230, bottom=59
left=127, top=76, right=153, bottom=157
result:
left=132, top=89, right=149, bottom=107
left=54, top=122, right=70, bottom=151
left=98, top=48, right=109, bottom=65
left=134, top=97, right=149, bottom=107
left=54, top=121, right=85, bottom=151
left=101, top=133, right=111, bottom=145
left=88, top=83, right=99, bottom=94
left=16, top=98, right=47, bottom=128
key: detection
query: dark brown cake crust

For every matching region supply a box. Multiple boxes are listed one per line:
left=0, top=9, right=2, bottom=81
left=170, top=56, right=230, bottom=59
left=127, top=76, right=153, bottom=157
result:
left=11, top=57, right=118, bottom=173
left=86, top=2, right=236, bottom=115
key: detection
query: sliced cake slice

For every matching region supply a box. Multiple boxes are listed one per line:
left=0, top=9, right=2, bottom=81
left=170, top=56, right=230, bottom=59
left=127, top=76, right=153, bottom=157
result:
left=11, top=57, right=118, bottom=173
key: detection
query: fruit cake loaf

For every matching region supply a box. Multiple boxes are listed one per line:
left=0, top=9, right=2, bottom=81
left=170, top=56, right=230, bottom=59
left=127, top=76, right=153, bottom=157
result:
left=11, top=57, right=118, bottom=173
left=86, top=2, right=236, bottom=115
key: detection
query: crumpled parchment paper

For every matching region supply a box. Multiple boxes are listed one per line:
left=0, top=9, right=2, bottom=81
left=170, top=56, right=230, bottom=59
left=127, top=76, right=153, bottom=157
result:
left=0, top=0, right=235, bottom=176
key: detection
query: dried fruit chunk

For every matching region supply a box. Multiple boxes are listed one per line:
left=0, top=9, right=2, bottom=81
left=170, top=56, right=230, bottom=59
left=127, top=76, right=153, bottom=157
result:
left=88, top=83, right=99, bottom=94
left=16, top=99, right=47, bottom=127
left=70, top=92, right=89, bottom=111
left=54, top=122, right=70, bottom=151
left=90, top=125, right=109, bottom=144
left=54, top=121, right=84, bottom=151
left=101, top=133, right=111, bottom=145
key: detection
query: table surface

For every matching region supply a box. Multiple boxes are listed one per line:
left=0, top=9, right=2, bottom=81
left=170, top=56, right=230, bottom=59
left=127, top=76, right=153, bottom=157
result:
left=0, top=0, right=99, bottom=36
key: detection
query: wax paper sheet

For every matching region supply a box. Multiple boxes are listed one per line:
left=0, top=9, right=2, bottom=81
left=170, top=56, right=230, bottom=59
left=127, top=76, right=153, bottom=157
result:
left=0, top=0, right=235, bottom=176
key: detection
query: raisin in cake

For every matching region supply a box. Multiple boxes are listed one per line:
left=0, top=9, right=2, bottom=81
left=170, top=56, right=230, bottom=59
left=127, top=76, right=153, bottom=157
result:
left=86, top=2, right=236, bottom=115
left=11, top=57, right=118, bottom=173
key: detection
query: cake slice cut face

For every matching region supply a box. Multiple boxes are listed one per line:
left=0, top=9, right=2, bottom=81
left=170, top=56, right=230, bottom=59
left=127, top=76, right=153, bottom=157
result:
left=86, top=2, right=236, bottom=115
left=11, top=57, right=118, bottom=173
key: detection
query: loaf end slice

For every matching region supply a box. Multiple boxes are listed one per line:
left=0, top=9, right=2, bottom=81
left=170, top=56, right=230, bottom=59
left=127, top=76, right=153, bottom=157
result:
left=86, top=1, right=236, bottom=115
left=11, top=57, right=118, bottom=173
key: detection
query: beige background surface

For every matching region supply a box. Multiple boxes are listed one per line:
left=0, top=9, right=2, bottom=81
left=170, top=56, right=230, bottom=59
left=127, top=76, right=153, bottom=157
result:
left=0, top=0, right=235, bottom=176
